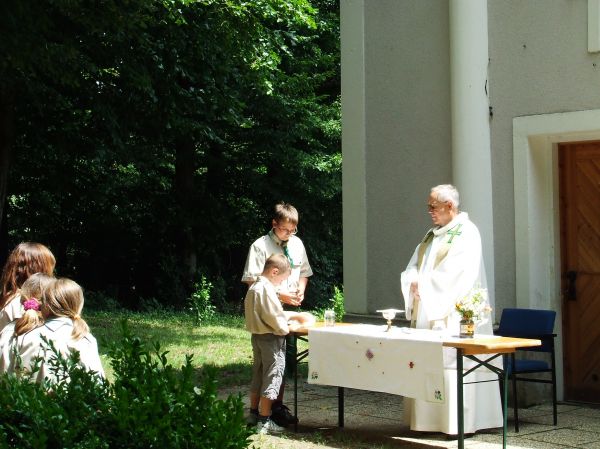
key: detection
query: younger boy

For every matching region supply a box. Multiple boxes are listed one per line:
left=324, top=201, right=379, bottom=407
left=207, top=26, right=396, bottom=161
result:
left=244, top=254, right=292, bottom=434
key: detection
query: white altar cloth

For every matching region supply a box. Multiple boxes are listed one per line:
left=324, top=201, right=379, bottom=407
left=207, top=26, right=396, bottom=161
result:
left=308, top=325, right=446, bottom=403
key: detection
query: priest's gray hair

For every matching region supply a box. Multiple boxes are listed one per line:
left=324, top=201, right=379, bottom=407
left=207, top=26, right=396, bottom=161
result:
left=431, top=184, right=460, bottom=209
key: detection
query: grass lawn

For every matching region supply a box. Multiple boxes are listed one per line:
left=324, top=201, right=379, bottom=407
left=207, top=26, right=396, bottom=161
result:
left=87, top=310, right=256, bottom=386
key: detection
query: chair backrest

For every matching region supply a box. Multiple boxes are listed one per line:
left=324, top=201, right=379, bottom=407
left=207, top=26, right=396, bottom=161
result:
left=497, top=308, right=556, bottom=352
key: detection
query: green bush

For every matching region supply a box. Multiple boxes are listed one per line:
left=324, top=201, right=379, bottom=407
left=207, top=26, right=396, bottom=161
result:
left=311, top=285, right=344, bottom=322
left=331, top=286, right=345, bottom=322
left=188, top=276, right=217, bottom=324
left=0, top=323, right=251, bottom=449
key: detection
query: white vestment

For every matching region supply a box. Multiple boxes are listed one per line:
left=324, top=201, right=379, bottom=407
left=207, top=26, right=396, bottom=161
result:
left=400, top=212, right=502, bottom=434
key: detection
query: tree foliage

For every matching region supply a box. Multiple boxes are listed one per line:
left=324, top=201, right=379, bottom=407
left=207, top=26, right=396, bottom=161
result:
left=0, top=0, right=341, bottom=308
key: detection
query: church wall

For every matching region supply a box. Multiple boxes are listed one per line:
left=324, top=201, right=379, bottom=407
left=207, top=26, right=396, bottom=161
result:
left=487, top=0, right=600, bottom=313
left=342, top=0, right=453, bottom=314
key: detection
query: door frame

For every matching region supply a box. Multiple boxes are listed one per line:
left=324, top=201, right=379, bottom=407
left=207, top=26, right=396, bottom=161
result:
left=513, top=108, right=600, bottom=401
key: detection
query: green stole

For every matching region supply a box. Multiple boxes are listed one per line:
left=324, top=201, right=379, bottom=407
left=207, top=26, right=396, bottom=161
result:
left=416, top=224, right=462, bottom=270
left=410, top=223, right=463, bottom=328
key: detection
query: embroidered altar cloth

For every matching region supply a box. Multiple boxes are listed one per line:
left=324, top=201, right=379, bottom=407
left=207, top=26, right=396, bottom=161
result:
left=308, top=325, right=445, bottom=403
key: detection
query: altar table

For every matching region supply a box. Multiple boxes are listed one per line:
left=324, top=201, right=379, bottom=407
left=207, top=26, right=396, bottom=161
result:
left=291, top=323, right=541, bottom=449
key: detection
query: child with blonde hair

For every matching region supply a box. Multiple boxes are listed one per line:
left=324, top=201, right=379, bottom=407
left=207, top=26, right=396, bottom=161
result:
left=0, top=242, right=56, bottom=332
left=0, top=272, right=54, bottom=349
left=245, top=254, right=293, bottom=434
left=0, top=277, right=104, bottom=383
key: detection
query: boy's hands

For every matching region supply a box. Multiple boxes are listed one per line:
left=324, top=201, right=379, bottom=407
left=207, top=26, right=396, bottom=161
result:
left=278, top=291, right=301, bottom=306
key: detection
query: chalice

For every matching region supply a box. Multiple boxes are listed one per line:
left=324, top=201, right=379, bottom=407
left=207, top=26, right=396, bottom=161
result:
left=376, top=309, right=404, bottom=332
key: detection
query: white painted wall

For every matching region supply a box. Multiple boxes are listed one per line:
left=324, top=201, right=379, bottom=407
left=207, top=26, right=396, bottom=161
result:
left=487, top=0, right=600, bottom=315
left=341, top=0, right=452, bottom=314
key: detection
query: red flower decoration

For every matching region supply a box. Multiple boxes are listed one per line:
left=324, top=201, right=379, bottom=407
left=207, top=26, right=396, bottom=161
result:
left=365, top=349, right=374, bottom=360
left=409, top=361, right=415, bottom=369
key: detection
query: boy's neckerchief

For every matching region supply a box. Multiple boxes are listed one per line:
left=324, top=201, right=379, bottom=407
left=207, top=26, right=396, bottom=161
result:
left=268, top=229, right=294, bottom=266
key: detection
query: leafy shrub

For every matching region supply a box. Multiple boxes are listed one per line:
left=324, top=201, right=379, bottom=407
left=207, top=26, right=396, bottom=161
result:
left=188, top=276, right=217, bottom=324
left=311, top=285, right=344, bottom=322
left=0, top=322, right=251, bottom=449
left=84, top=290, right=123, bottom=312
left=138, top=296, right=171, bottom=313
left=331, top=286, right=345, bottom=322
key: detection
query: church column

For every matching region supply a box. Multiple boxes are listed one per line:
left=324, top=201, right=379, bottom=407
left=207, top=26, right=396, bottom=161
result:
left=341, top=0, right=367, bottom=313
left=449, top=0, right=496, bottom=306
left=589, top=0, right=600, bottom=52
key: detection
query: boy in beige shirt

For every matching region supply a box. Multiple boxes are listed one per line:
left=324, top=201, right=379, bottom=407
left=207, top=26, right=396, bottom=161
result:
left=244, top=254, right=293, bottom=435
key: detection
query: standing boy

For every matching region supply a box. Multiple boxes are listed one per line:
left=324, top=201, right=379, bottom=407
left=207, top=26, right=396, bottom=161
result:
left=242, top=202, right=313, bottom=426
left=245, top=254, right=292, bottom=434
left=242, top=202, right=312, bottom=305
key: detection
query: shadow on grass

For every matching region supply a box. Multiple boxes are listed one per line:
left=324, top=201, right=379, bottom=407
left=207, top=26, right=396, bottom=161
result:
left=264, top=426, right=448, bottom=449
left=193, top=362, right=253, bottom=388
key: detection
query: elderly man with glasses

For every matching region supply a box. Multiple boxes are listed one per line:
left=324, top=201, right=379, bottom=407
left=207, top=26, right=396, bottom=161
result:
left=400, top=184, right=502, bottom=437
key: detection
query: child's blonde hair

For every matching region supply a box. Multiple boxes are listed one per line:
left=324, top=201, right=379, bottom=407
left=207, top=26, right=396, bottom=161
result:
left=263, top=254, right=291, bottom=275
left=14, top=273, right=55, bottom=336
left=41, top=278, right=90, bottom=341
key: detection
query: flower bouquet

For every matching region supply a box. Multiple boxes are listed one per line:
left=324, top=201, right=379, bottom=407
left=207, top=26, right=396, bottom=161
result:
left=455, top=287, right=491, bottom=337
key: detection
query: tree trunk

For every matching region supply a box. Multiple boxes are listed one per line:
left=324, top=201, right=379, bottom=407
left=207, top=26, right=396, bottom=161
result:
left=0, top=88, right=14, bottom=260
left=175, top=139, right=197, bottom=293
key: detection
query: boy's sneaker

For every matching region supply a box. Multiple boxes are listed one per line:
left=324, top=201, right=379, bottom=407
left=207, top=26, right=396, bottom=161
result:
left=245, top=409, right=258, bottom=427
left=271, top=403, right=298, bottom=427
left=256, top=418, right=285, bottom=435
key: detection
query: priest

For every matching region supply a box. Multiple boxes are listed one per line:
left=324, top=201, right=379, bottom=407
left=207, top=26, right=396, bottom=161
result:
left=400, top=184, right=502, bottom=435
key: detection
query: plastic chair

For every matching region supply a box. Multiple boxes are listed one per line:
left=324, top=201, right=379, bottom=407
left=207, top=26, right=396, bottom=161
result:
left=495, top=308, right=557, bottom=432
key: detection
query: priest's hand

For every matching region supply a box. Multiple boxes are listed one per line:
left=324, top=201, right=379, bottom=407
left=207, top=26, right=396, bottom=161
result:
left=410, top=282, right=421, bottom=300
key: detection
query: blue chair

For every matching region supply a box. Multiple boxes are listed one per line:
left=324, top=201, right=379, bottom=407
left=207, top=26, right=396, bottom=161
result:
left=496, top=308, right=557, bottom=432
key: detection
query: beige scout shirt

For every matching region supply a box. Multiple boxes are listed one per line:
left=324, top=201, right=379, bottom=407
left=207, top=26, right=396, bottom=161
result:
left=242, top=231, right=313, bottom=293
left=244, top=276, right=289, bottom=336
left=0, top=317, right=105, bottom=383
left=0, top=294, right=23, bottom=334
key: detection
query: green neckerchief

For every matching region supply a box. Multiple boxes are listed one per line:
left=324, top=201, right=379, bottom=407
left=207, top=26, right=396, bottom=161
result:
left=268, top=229, right=294, bottom=266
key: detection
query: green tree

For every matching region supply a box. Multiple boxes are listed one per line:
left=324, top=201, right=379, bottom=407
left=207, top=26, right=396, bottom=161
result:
left=1, top=0, right=341, bottom=308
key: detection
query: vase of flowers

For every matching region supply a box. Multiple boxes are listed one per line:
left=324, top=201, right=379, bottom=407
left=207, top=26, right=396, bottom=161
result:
left=459, top=319, right=475, bottom=338
left=455, top=287, right=491, bottom=338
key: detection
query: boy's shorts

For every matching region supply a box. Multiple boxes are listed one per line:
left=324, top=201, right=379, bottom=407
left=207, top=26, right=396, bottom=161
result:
left=250, top=333, right=286, bottom=400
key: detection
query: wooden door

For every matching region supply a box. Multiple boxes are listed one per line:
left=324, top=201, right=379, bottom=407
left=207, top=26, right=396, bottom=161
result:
left=559, top=141, right=600, bottom=403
